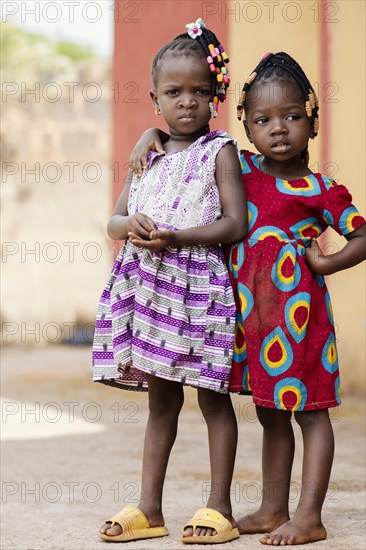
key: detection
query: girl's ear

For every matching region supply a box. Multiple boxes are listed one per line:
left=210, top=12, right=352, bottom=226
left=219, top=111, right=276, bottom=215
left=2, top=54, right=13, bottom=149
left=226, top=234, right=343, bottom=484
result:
left=150, top=89, right=160, bottom=114
left=243, top=120, right=253, bottom=143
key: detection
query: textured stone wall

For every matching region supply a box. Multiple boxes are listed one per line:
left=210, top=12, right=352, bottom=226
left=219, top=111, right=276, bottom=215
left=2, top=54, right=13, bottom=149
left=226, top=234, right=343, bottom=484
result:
left=1, top=60, right=114, bottom=345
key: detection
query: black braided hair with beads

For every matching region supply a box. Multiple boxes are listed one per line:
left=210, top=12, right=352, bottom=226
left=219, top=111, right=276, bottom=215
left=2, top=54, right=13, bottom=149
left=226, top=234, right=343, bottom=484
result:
left=151, top=23, right=230, bottom=117
left=236, top=52, right=319, bottom=165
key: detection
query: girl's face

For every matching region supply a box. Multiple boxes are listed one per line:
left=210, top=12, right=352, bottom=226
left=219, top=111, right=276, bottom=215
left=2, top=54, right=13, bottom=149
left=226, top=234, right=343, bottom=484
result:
left=244, top=79, right=312, bottom=164
left=150, top=54, right=212, bottom=139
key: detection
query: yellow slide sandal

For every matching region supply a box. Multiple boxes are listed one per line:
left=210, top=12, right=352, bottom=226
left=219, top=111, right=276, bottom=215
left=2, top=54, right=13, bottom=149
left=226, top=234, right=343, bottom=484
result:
left=99, top=505, right=168, bottom=542
left=181, top=508, right=240, bottom=544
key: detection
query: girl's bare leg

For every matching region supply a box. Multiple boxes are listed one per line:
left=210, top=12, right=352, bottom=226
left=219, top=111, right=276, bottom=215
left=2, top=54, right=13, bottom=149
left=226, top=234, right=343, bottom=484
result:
left=238, top=406, right=294, bottom=534
left=100, top=375, right=184, bottom=537
left=260, top=408, right=334, bottom=545
left=182, top=389, right=238, bottom=538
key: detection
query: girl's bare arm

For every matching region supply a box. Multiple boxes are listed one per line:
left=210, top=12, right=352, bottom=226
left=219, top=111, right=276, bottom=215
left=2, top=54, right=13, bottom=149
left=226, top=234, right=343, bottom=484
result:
left=305, top=223, right=366, bottom=275
left=107, top=172, right=156, bottom=241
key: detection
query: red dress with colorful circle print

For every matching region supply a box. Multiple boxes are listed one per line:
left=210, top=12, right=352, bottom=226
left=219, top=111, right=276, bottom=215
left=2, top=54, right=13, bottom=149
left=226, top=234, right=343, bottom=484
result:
left=227, top=151, right=365, bottom=411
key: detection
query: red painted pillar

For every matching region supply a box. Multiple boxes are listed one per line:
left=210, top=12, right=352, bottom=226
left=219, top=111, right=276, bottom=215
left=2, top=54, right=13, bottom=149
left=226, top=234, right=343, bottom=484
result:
left=112, top=0, right=229, bottom=206
left=319, top=0, right=330, bottom=173
left=318, top=0, right=331, bottom=256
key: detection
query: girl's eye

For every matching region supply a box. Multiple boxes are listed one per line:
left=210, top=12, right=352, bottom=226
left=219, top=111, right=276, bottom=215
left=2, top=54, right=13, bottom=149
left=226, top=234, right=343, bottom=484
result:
left=255, top=118, right=268, bottom=124
left=167, top=90, right=178, bottom=96
left=287, top=114, right=301, bottom=120
left=196, top=89, right=209, bottom=95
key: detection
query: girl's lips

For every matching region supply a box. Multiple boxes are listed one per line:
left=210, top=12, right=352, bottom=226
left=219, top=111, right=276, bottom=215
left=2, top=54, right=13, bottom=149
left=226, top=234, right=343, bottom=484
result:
left=271, top=142, right=290, bottom=152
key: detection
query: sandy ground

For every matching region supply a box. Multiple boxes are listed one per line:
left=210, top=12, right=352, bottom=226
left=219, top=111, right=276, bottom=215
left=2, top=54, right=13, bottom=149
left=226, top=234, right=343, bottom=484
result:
left=1, top=345, right=365, bottom=550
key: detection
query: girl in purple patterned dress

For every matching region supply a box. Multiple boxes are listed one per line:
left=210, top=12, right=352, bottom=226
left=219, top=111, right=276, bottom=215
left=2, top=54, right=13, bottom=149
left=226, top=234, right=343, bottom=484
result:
left=93, top=21, right=247, bottom=544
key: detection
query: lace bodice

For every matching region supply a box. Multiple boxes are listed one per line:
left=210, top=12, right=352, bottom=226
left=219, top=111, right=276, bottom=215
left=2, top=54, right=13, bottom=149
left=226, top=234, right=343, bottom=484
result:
left=127, top=131, right=237, bottom=230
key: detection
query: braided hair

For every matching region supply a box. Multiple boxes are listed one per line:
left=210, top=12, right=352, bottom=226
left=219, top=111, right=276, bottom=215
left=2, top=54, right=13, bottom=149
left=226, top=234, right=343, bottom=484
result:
left=152, top=19, right=230, bottom=118
left=237, top=52, right=319, bottom=165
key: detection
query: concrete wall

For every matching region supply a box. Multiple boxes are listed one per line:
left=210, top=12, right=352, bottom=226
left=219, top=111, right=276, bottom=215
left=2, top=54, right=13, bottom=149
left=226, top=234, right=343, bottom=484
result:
left=2, top=1, right=364, bottom=392
left=1, top=60, right=113, bottom=345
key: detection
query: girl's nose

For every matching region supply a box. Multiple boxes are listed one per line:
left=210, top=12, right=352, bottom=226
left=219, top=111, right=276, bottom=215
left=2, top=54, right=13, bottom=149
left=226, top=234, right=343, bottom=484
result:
left=270, top=119, right=288, bottom=134
left=179, top=95, right=197, bottom=108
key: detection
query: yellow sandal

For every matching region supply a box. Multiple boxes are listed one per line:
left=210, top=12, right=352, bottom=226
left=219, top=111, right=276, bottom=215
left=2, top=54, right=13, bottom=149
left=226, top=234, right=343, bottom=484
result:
left=181, top=507, right=239, bottom=544
left=99, top=505, right=168, bottom=542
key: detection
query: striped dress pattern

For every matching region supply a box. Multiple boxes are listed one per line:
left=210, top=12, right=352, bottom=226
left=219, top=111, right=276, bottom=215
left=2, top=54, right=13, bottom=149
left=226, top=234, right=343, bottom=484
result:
left=92, top=131, right=237, bottom=393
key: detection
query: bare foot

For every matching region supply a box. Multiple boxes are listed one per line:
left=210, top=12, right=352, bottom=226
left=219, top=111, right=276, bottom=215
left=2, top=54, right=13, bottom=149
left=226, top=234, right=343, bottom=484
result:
left=237, top=511, right=290, bottom=535
left=259, top=518, right=327, bottom=545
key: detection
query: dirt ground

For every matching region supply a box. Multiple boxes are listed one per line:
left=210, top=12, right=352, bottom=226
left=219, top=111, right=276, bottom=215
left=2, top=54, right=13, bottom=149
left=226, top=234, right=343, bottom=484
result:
left=1, top=345, right=365, bottom=550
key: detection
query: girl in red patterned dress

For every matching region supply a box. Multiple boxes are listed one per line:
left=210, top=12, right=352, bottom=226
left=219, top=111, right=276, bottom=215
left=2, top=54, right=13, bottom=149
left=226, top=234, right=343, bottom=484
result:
left=226, top=52, right=366, bottom=546
left=130, top=52, right=366, bottom=546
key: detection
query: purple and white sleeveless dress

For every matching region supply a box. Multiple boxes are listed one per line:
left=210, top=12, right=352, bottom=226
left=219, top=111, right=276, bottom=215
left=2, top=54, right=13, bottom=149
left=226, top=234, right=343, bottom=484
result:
left=92, top=131, right=237, bottom=393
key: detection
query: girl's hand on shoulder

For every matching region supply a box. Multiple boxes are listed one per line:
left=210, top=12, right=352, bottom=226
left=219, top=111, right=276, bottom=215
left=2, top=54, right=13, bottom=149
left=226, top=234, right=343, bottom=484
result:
left=129, top=129, right=165, bottom=177
left=127, top=213, right=157, bottom=240
left=128, top=229, right=177, bottom=251
left=305, top=239, right=332, bottom=275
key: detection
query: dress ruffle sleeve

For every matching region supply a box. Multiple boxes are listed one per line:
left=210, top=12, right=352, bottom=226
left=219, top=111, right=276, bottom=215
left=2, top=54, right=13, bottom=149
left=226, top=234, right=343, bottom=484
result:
left=321, top=178, right=365, bottom=236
